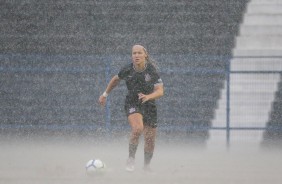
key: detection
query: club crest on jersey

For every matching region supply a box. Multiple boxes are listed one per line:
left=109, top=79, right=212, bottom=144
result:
left=145, top=73, right=151, bottom=82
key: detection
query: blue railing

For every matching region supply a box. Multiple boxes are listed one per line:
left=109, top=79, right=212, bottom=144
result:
left=225, top=56, right=282, bottom=146
left=1, top=53, right=282, bottom=146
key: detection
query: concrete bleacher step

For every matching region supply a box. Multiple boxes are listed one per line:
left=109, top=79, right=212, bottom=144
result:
left=1, top=33, right=234, bottom=41
left=0, top=21, right=239, bottom=36
left=0, top=9, right=242, bottom=24
left=229, top=73, right=280, bottom=80
left=160, top=110, right=215, bottom=119
left=239, top=25, right=282, bottom=35
left=1, top=4, right=240, bottom=15
left=247, top=5, right=282, bottom=14
left=243, top=15, right=282, bottom=25
left=233, top=49, right=282, bottom=56
left=235, top=36, right=282, bottom=49
left=165, top=89, right=221, bottom=99
left=4, top=0, right=246, bottom=7
left=169, top=76, right=224, bottom=84
left=249, top=0, right=282, bottom=4
left=0, top=35, right=235, bottom=55
left=230, top=81, right=279, bottom=93
left=231, top=57, right=282, bottom=71
left=230, top=85, right=279, bottom=93
left=214, top=119, right=269, bottom=126
left=270, top=112, right=282, bottom=120
left=215, top=106, right=270, bottom=116
left=272, top=99, right=282, bottom=109
left=216, top=94, right=278, bottom=109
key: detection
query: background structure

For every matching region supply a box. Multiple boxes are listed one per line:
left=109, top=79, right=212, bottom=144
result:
left=1, top=0, right=282, bottom=147
left=1, top=1, right=282, bottom=184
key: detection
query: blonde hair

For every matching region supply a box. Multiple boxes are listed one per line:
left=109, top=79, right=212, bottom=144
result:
left=140, top=45, right=159, bottom=70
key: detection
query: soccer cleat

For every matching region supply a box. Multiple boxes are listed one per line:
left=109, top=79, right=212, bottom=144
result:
left=125, top=157, right=135, bottom=172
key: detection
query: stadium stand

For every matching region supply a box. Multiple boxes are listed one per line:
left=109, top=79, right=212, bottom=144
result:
left=0, top=0, right=249, bottom=141
left=210, top=0, right=282, bottom=146
left=263, top=75, right=282, bottom=144
left=0, top=54, right=107, bottom=136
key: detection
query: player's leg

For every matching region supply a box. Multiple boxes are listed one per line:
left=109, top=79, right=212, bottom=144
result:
left=126, top=113, right=144, bottom=171
left=142, top=103, right=157, bottom=171
left=128, top=113, right=144, bottom=157
left=143, top=124, right=156, bottom=170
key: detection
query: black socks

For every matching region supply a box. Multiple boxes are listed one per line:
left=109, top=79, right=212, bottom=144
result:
left=129, top=144, right=153, bottom=166
left=144, top=151, right=153, bottom=165
left=129, top=143, right=138, bottom=158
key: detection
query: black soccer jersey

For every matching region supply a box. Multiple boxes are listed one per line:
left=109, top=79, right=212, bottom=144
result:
left=118, top=62, right=163, bottom=103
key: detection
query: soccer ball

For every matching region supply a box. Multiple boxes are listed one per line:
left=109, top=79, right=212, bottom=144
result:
left=85, top=159, right=106, bottom=176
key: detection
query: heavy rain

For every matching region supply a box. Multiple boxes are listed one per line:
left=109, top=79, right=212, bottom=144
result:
left=1, top=0, right=282, bottom=184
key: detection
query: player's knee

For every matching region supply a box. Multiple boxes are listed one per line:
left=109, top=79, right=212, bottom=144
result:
left=132, top=126, right=143, bottom=135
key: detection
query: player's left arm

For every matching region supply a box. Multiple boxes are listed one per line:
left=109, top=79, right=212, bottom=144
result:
left=139, top=83, right=164, bottom=103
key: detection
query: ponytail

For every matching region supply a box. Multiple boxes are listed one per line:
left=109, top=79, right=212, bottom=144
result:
left=142, top=46, right=159, bottom=71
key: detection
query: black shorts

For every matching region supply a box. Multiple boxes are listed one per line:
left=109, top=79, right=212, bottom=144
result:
left=124, top=101, right=158, bottom=128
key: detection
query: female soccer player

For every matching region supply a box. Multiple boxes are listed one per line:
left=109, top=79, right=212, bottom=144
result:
left=98, top=44, right=164, bottom=172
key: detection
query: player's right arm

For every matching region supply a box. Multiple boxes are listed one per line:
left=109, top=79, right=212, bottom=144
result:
left=98, top=75, right=121, bottom=106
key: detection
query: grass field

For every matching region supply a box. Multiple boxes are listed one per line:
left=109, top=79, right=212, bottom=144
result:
left=0, top=134, right=281, bottom=184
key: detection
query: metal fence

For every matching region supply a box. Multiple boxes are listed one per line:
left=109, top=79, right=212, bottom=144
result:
left=1, top=54, right=282, bottom=146
left=101, top=55, right=282, bottom=146
left=224, top=56, right=282, bottom=146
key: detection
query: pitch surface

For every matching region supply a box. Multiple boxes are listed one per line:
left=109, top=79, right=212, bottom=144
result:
left=0, top=135, right=281, bottom=184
